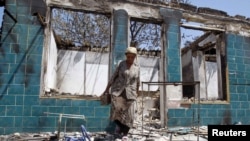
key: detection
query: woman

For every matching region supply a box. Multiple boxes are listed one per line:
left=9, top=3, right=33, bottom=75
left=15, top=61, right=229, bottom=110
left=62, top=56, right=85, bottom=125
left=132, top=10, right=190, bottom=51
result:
left=102, top=46, right=140, bottom=136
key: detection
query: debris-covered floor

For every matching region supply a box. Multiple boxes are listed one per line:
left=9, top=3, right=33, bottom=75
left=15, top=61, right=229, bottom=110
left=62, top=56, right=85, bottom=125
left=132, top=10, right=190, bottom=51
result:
left=0, top=112, right=208, bottom=141
left=0, top=124, right=208, bottom=141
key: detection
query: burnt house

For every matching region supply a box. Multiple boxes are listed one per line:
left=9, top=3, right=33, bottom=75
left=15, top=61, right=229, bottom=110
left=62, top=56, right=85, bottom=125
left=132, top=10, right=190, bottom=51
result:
left=0, top=0, right=250, bottom=135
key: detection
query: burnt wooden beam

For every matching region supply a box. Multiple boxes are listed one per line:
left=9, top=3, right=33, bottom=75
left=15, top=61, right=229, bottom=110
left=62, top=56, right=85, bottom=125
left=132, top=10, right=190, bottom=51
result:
left=181, top=23, right=225, bottom=31
left=199, top=42, right=216, bottom=52
left=181, top=31, right=211, bottom=54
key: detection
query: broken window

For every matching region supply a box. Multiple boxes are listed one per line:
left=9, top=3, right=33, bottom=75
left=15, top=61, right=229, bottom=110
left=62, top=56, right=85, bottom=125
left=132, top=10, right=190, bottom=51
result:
left=43, top=8, right=110, bottom=97
left=181, top=21, right=227, bottom=102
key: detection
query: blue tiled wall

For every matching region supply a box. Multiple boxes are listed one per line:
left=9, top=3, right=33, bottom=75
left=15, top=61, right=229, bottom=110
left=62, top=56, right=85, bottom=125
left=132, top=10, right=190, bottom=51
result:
left=159, top=8, right=250, bottom=127
left=160, top=8, right=182, bottom=82
left=0, top=0, right=111, bottom=135
left=112, top=9, right=128, bottom=72
left=1, top=0, right=250, bottom=135
left=167, top=34, right=250, bottom=127
left=159, top=7, right=250, bottom=127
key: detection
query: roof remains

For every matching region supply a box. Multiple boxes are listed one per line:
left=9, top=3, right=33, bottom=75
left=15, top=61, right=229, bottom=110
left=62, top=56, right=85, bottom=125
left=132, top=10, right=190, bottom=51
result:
left=45, top=0, right=250, bottom=39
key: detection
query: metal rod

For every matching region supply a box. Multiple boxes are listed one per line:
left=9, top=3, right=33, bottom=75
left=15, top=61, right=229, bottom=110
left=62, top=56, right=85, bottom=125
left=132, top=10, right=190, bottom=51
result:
left=44, top=112, right=86, bottom=119
left=197, top=82, right=200, bottom=141
left=142, top=83, right=144, bottom=135
left=141, top=81, right=200, bottom=85
left=57, top=114, right=62, bottom=140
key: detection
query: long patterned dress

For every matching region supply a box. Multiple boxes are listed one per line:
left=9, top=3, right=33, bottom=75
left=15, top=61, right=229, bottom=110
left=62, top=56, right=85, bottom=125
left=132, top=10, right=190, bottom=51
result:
left=108, top=60, right=140, bottom=128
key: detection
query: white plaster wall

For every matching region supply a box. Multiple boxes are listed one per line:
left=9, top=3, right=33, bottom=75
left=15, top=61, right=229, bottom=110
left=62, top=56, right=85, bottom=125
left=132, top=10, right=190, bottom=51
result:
left=192, top=56, right=219, bottom=100
left=193, top=53, right=207, bottom=99
left=46, top=49, right=160, bottom=96
left=167, top=85, right=183, bottom=100
left=85, top=52, right=109, bottom=96
left=205, top=61, right=219, bottom=99
left=56, top=51, right=109, bottom=96
left=56, top=50, right=85, bottom=95
left=167, top=85, right=183, bottom=108
left=47, top=46, right=219, bottom=100
left=44, top=31, right=58, bottom=92
left=139, top=56, right=159, bottom=91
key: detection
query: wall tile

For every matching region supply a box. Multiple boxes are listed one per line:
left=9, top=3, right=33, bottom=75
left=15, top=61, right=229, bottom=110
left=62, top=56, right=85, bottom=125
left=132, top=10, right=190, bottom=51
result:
left=40, top=99, right=56, bottom=106
left=94, top=107, right=110, bottom=118
left=23, top=116, right=39, bottom=127
left=0, top=95, right=15, bottom=105
left=6, top=106, right=23, bottom=116
left=0, top=117, right=14, bottom=127
left=0, top=106, right=6, bottom=116
left=15, top=117, right=23, bottom=127
left=32, top=106, right=48, bottom=116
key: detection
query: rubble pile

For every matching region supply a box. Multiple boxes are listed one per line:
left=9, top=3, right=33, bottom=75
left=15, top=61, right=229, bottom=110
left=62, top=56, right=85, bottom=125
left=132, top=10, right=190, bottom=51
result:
left=0, top=132, right=57, bottom=141
left=0, top=125, right=208, bottom=141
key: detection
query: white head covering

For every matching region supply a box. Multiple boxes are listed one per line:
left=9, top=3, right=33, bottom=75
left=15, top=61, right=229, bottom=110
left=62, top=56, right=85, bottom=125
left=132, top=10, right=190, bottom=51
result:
left=125, top=46, right=140, bottom=66
left=125, top=47, right=137, bottom=55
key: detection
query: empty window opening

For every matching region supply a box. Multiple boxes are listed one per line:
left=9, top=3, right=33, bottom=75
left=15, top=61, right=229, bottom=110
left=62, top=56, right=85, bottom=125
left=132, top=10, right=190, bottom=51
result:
left=129, top=19, right=162, bottom=124
left=43, top=8, right=111, bottom=97
left=130, top=19, right=162, bottom=51
left=129, top=19, right=162, bottom=91
left=51, top=8, right=110, bottom=50
left=181, top=21, right=227, bottom=102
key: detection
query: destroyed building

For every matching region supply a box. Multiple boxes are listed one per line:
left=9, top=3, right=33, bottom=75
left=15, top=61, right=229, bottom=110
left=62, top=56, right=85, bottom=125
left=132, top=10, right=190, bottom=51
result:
left=0, top=0, right=250, bottom=137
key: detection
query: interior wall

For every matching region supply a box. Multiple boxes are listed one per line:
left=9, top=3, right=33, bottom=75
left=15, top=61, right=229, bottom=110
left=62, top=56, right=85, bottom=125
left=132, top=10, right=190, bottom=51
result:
left=139, top=56, right=160, bottom=91
left=44, top=31, right=58, bottom=92
left=46, top=49, right=160, bottom=96
left=205, top=61, right=219, bottom=99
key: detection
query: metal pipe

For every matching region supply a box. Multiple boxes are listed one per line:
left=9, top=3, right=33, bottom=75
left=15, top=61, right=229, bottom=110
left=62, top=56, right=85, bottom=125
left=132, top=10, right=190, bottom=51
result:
left=57, top=114, right=62, bottom=140
left=142, top=82, right=144, bottom=135
left=44, top=112, right=86, bottom=119
left=197, top=82, right=200, bottom=141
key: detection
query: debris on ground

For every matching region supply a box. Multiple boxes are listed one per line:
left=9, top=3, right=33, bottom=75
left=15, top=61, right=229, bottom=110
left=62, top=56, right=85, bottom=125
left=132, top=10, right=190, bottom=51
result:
left=0, top=95, right=208, bottom=141
left=0, top=123, right=208, bottom=141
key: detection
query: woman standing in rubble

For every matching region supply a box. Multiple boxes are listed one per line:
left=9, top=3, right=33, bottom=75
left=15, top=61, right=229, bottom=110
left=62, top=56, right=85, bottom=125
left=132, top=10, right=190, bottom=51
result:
left=102, top=46, right=140, bottom=136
